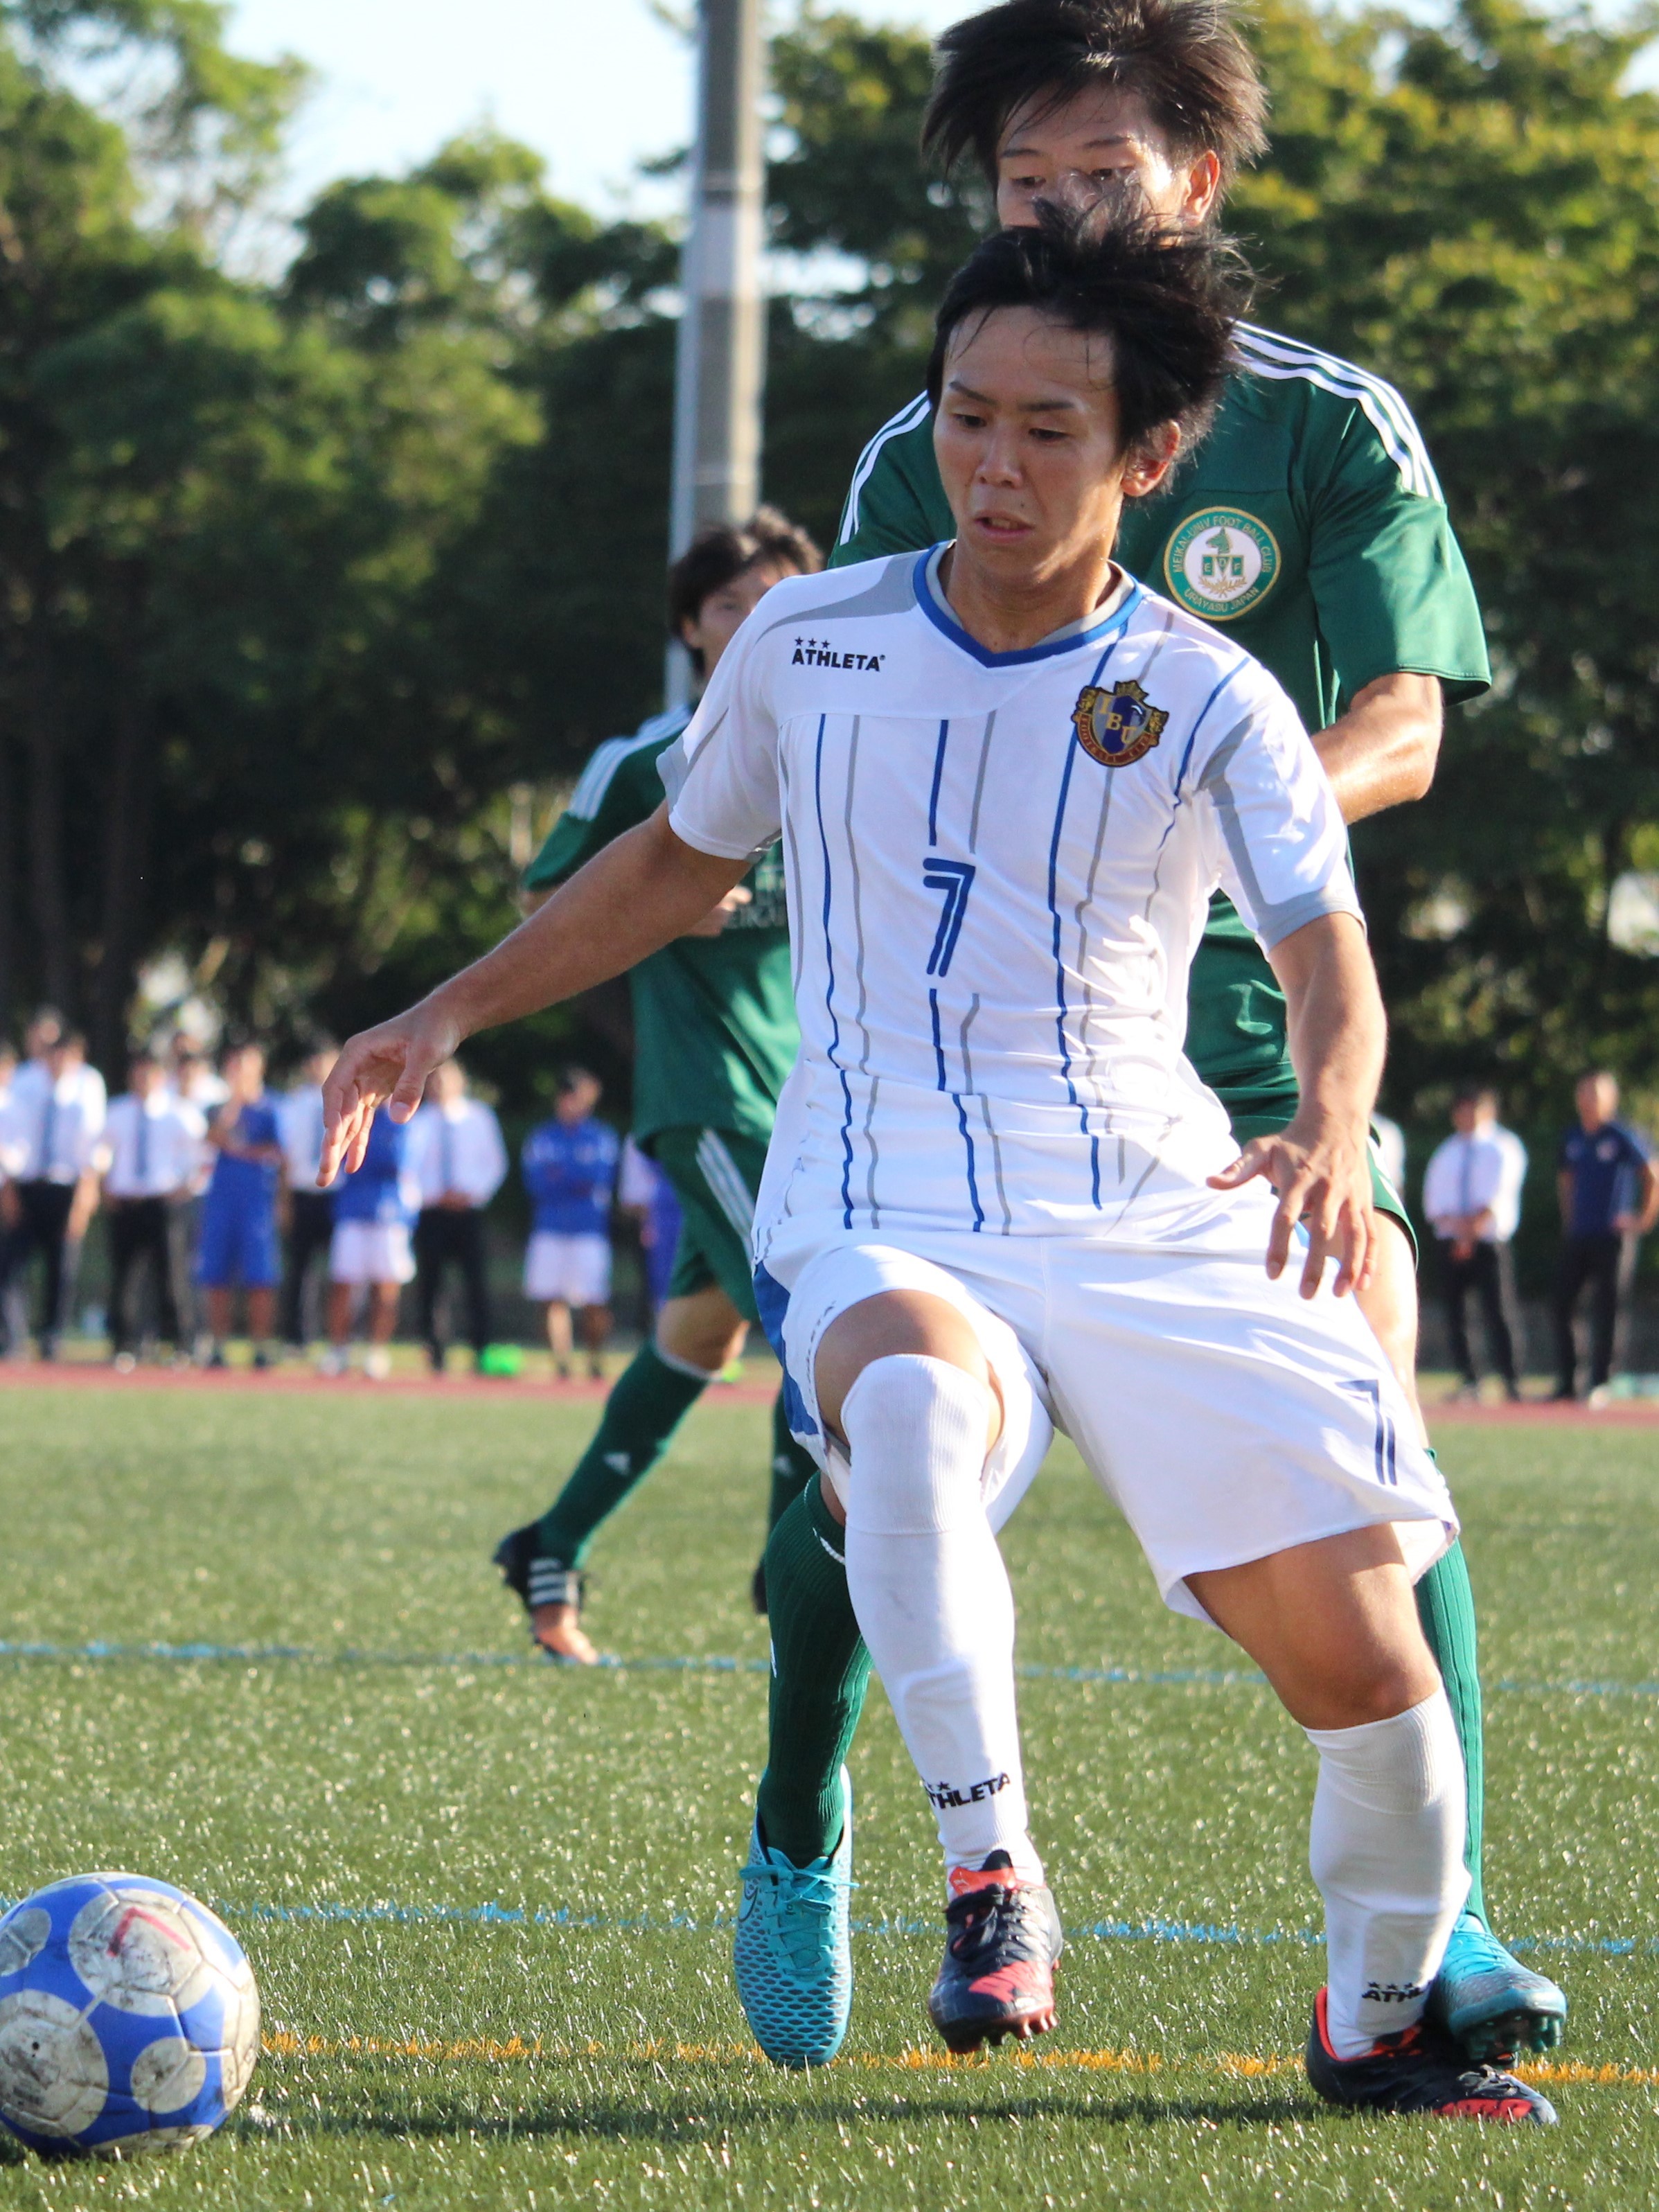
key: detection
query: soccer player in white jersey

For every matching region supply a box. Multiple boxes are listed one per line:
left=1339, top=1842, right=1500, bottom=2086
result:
left=317, top=217, right=1554, bottom=2123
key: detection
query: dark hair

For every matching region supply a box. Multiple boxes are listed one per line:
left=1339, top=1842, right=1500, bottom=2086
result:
left=668, top=506, right=824, bottom=674
left=1453, top=1083, right=1498, bottom=1109
left=923, top=0, right=1269, bottom=196
left=556, top=1065, right=600, bottom=1098
left=925, top=211, right=1249, bottom=468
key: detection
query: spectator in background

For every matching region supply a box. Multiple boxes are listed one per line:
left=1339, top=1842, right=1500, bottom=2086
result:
left=278, top=1041, right=340, bottom=1354
left=100, top=1051, right=204, bottom=1370
left=166, top=1039, right=228, bottom=1350
left=411, top=1059, right=508, bottom=1374
left=522, top=1069, right=619, bottom=1381
left=1423, top=1086, right=1528, bottom=1403
left=323, top=1104, right=418, bottom=1379
left=195, top=1043, right=284, bottom=1368
left=619, top=1135, right=683, bottom=1320
left=168, top=1038, right=230, bottom=1113
left=0, top=1026, right=106, bottom=1359
left=1554, top=1071, right=1659, bottom=1405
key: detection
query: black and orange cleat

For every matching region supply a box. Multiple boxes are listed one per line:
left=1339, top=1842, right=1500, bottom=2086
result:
left=926, top=1852, right=1063, bottom=2054
left=1305, top=1988, right=1557, bottom=2123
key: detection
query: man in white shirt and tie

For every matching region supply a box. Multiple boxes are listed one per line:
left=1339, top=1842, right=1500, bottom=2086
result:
left=99, top=1051, right=206, bottom=1368
left=1423, top=1086, right=1529, bottom=1401
left=277, top=1042, right=341, bottom=1355
left=0, top=1024, right=107, bottom=1359
left=410, top=1059, right=508, bottom=1373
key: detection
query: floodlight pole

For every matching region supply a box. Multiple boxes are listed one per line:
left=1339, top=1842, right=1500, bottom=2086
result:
left=666, top=0, right=768, bottom=707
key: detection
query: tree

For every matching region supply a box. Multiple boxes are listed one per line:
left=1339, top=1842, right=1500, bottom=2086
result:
left=6, top=0, right=1658, bottom=1189
left=761, top=1, right=1659, bottom=1151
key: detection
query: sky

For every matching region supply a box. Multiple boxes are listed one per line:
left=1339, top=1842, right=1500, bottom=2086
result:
left=227, top=0, right=969, bottom=220
left=226, top=0, right=1659, bottom=236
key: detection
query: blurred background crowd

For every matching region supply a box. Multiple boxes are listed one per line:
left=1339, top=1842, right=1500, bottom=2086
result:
left=1, top=1005, right=1652, bottom=1397
left=0, top=1009, right=684, bottom=1381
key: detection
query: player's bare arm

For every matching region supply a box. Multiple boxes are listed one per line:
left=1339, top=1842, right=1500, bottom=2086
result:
left=521, top=878, right=751, bottom=937
left=1209, top=912, right=1385, bottom=1299
left=320, top=810, right=746, bottom=1183
left=1314, top=671, right=1443, bottom=824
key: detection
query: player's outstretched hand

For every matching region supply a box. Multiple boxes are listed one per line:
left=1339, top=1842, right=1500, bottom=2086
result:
left=319, top=999, right=462, bottom=1187
left=1208, top=1112, right=1376, bottom=1299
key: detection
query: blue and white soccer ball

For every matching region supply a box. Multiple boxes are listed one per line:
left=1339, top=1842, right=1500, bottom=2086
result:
left=0, top=1873, right=259, bottom=2157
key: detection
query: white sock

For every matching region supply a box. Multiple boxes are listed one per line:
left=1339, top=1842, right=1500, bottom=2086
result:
left=1306, top=1688, right=1469, bottom=2058
left=841, top=1355, right=1040, bottom=1882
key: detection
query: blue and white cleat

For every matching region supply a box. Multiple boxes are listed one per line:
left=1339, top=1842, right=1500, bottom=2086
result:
left=734, top=1769, right=853, bottom=2068
left=1428, top=1909, right=1568, bottom=2064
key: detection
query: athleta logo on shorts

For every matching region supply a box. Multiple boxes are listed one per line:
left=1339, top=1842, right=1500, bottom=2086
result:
left=924, top=1772, right=1011, bottom=1810
left=1071, top=678, right=1167, bottom=768
left=792, top=636, right=885, bottom=671
left=1362, top=1979, right=1428, bottom=2004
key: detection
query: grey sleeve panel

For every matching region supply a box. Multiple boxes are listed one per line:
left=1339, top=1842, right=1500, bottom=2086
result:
left=1196, top=721, right=1363, bottom=950
left=657, top=705, right=726, bottom=808
left=758, top=554, right=920, bottom=642
left=657, top=743, right=689, bottom=809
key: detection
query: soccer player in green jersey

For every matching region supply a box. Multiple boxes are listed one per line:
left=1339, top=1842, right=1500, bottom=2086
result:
left=493, top=509, right=822, bottom=1664
left=734, top=0, right=1566, bottom=2072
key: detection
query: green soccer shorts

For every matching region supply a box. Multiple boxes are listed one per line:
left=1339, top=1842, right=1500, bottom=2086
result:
left=650, top=1126, right=770, bottom=1324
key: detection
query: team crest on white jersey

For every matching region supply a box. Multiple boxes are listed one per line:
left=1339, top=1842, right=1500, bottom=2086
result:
left=1071, top=678, right=1168, bottom=768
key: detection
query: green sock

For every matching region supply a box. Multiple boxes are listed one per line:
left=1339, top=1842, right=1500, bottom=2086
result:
left=535, top=1341, right=708, bottom=1568
left=766, top=1389, right=818, bottom=1534
left=754, top=1477, right=871, bottom=1866
left=1415, top=1533, right=1486, bottom=1925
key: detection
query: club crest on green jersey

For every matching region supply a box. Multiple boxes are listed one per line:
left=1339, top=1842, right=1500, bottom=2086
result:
left=1071, top=678, right=1167, bottom=768
left=1164, top=507, right=1280, bottom=621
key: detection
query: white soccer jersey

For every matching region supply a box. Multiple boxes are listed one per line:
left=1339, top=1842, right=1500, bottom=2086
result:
left=663, top=549, right=1361, bottom=1244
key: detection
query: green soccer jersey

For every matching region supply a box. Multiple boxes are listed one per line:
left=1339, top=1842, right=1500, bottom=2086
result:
left=523, top=708, right=799, bottom=1145
left=833, top=322, right=1491, bottom=1114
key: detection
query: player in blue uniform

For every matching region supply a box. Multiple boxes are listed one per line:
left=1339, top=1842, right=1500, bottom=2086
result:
left=522, top=1069, right=622, bottom=1380
left=323, top=1106, right=418, bottom=1379
left=1553, top=1071, right=1659, bottom=1401
left=195, top=1044, right=283, bottom=1368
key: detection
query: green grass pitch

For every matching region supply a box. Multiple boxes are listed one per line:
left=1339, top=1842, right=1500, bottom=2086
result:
left=0, top=1381, right=1655, bottom=2209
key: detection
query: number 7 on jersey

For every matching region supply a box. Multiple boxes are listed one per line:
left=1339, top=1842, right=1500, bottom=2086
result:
left=923, top=858, right=976, bottom=977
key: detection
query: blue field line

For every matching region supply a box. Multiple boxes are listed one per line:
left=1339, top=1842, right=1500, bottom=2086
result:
left=0, top=1886, right=1642, bottom=1959
left=173, top=1898, right=1658, bottom=1961
left=0, top=1635, right=1656, bottom=1708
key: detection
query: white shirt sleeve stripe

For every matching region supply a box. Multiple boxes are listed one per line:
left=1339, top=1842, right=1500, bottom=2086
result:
left=1234, top=326, right=1440, bottom=499
left=835, top=393, right=933, bottom=547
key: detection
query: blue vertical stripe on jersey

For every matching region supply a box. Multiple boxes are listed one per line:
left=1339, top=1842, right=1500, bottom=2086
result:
left=953, top=1091, right=986, bottom=1232
left=1047, top=735, right=1081, bottom=1106
left=1172, top=664, right=1248, bottom=798
left=927, top=718, right=950, bottom=846
left=813, top=714, right=856, bottom=1229
left=927, top=990, right=982, bottom=1229
left=1047, top=637, right=1126, bottom=1207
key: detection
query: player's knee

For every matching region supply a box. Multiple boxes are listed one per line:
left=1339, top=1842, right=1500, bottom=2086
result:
left=815, top=1289, right=991, bottom=1435
left=1296, top=1647, right=1443, bottom=1731
left=840, top=1354, right=995, bottom=1537
left=656, top=1289, right=746, bottom=1374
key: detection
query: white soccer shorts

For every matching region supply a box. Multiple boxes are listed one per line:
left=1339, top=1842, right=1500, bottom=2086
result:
left=329, top=1220, right=416, bottom=1287
left=760, top=1196, right=1455, bottom=1627
left=524, top=1230, right=612, bottom=1307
